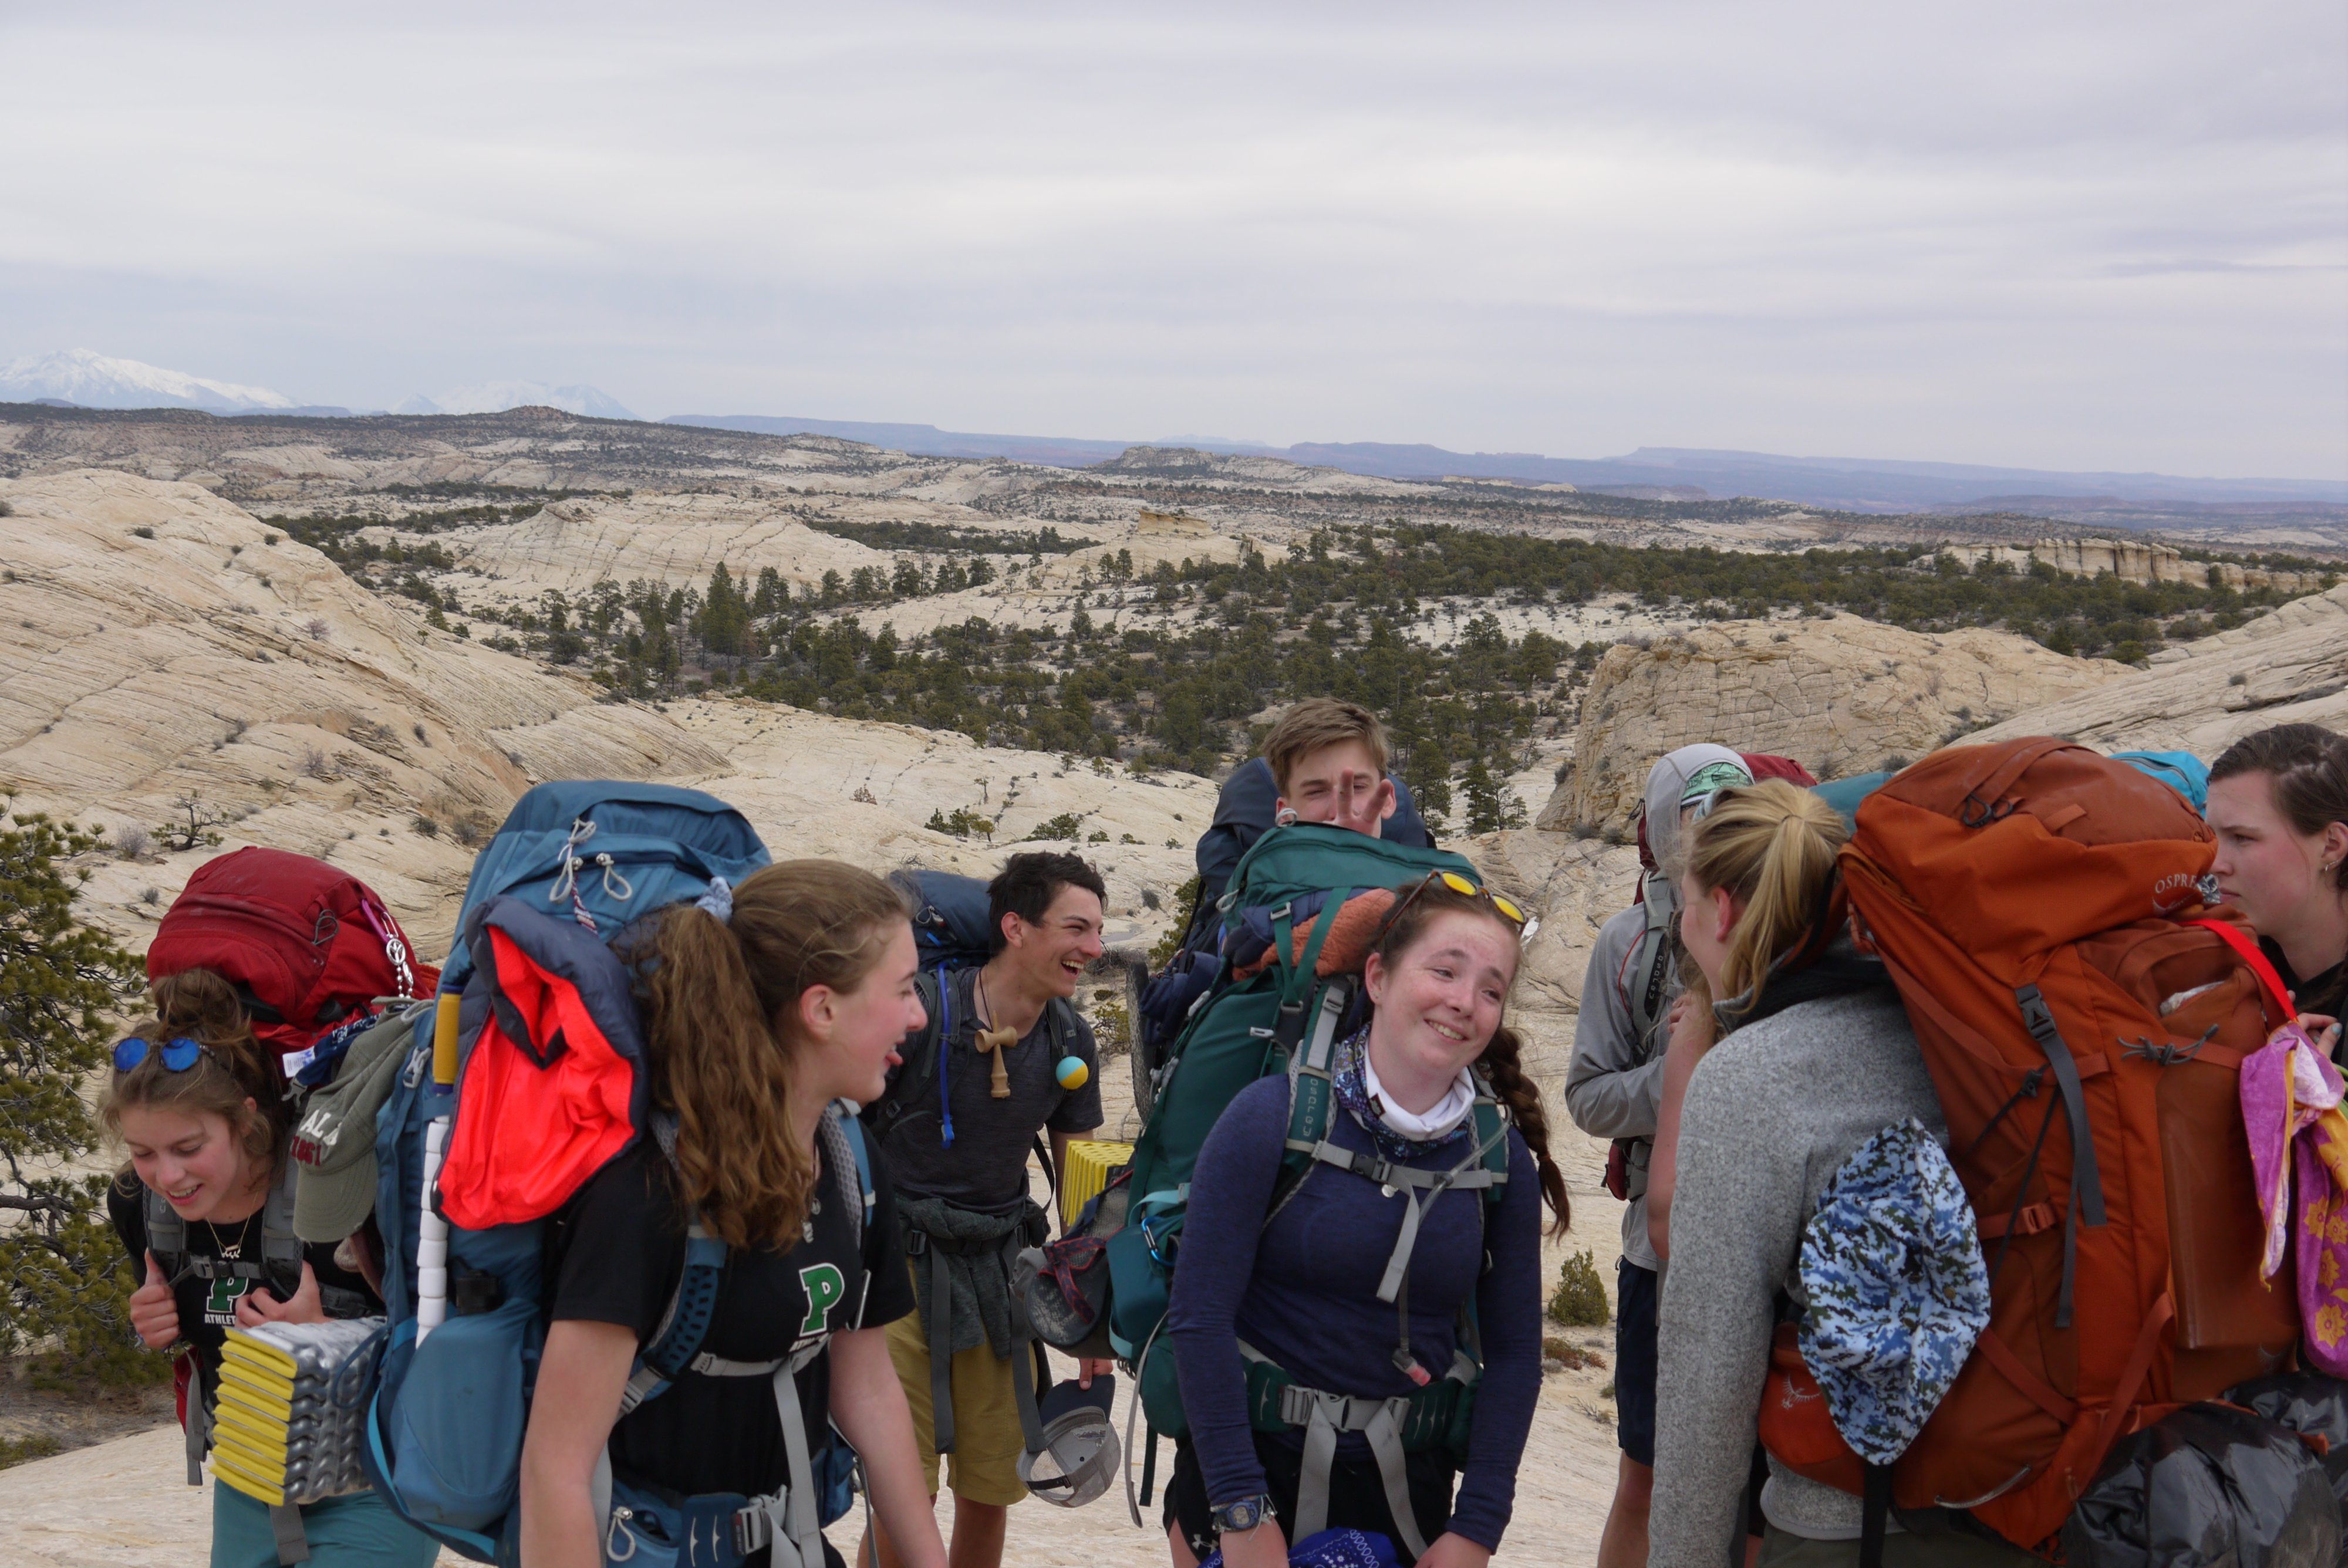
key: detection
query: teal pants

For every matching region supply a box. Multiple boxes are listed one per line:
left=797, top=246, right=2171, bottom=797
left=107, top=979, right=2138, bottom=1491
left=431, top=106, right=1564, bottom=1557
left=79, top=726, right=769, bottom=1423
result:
left=211, top=1481, right=442, bottom=1568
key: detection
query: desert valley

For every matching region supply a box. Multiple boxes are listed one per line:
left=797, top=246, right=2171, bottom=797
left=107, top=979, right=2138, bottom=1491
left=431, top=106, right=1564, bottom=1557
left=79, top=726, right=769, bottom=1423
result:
left=2, top=400, right=2345, bottom=1564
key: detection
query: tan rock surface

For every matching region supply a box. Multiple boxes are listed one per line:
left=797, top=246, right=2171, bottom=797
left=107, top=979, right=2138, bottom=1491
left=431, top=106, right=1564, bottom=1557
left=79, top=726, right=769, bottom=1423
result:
left=1974, top=583, right=2348, bottom=755
left=0, top=469, right=730, bottom=957
left=1540, top=615, right=2128, bottom=830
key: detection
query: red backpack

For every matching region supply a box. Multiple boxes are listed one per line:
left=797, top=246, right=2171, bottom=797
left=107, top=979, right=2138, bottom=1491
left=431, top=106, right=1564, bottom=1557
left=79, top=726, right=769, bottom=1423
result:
left=1772, top=739, right=2295, bottom=1551
left=147, top=847, right=438, bottom=1059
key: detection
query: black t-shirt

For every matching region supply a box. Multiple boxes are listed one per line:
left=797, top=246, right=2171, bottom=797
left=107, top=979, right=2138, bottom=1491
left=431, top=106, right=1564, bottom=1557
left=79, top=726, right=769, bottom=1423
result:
left=2266, top=935, right=2348, bottom=1040
left=878, top=967, right=1104, bottom=1215
left=107, top=1175, right=381, bottom=1404
left=548, top=1137, right=915, bottom=1502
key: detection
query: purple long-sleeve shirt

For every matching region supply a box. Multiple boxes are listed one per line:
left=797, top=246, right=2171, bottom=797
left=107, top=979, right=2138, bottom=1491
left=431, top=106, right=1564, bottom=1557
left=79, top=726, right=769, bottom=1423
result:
left=1163, top=1076, right=1544, bottom=1553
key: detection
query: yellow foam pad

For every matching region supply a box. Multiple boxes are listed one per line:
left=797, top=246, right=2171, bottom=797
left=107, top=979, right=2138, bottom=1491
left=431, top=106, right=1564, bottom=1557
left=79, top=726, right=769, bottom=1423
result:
left=1058, top=1139, right=1133, bottom=1221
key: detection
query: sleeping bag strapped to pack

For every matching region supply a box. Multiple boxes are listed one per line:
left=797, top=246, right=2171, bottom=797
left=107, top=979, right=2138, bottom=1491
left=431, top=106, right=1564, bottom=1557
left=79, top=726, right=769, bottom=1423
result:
left=1101, top=824, right=1512, bottom=1540
left=357, top=782, right=877, bottom=1567
left=1793, top=739, right=2297, bottom=1552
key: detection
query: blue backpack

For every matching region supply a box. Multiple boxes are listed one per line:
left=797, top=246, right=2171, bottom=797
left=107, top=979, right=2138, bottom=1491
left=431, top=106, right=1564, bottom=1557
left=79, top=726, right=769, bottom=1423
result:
left=357, top=782, right=873, bottom=1565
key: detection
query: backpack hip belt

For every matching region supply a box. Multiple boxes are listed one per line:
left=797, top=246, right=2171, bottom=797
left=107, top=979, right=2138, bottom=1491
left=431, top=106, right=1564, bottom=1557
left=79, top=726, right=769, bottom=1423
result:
left=603, top=1346, right=830, bottom=1568
left=902, top=1204, right=1054, bottom=1462
left=1236, top=1340, right=1475, bottom=1559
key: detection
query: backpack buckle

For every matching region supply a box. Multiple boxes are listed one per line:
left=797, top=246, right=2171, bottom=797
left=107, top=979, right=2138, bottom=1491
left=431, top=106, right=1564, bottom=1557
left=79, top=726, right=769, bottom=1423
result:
left=1959, top=791, right=2015, bottom=829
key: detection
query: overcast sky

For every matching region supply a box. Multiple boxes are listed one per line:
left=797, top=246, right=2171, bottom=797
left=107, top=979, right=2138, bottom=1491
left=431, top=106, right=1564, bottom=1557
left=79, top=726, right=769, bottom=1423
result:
left=4, top=2, right=2343, bottom=477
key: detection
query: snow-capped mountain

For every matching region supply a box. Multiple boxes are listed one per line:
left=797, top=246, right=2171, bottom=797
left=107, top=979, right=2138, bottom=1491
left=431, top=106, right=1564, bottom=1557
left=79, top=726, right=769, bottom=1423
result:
left=0, top=348, right=296, bottom=413
left=396, top=381, right=635, bottom=420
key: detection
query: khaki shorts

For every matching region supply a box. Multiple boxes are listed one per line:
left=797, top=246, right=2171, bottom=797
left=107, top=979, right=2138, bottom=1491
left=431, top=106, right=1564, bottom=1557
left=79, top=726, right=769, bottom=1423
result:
left=885, top=1263, right=1031, bottom=1506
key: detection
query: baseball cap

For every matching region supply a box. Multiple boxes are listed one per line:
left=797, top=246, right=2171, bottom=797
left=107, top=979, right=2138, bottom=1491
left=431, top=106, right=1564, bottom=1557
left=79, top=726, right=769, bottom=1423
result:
left=290, top=1003, right=425, bottom=1243
left=1018, top=1375, right=1121, bottom=1508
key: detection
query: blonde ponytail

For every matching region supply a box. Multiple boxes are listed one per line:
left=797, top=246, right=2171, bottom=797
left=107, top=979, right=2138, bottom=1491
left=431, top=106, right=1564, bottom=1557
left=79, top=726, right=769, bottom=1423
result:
left=1682, top=781, right=1847, bottom=1025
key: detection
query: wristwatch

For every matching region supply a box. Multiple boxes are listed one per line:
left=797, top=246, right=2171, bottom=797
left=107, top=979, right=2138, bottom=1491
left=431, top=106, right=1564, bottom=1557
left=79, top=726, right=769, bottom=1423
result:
left=1212, top=1493, right=1278, bottom=1533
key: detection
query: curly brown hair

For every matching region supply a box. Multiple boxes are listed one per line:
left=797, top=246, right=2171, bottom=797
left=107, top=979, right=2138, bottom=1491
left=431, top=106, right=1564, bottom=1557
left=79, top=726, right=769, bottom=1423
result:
left=1371, top=879, right=1570, bottom=1238
left=101, top=967, right=289, bottom=1188
left=626, top=860, right=910, bottom=1251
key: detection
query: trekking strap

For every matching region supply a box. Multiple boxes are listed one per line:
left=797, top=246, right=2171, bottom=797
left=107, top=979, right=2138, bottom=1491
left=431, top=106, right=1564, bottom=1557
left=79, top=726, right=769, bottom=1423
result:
left=924, top=1236, right=956, bottom=1455
left=268, top=1501, right=311, bottom=1565
left=2015, top=983, right=2107, bottom=1330
left=184, top=1368, right=207, bottom=1484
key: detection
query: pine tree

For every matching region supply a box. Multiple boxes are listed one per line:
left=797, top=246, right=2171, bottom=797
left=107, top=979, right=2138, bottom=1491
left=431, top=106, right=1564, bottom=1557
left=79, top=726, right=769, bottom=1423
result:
left=0, top=809, right=150, bottom=1381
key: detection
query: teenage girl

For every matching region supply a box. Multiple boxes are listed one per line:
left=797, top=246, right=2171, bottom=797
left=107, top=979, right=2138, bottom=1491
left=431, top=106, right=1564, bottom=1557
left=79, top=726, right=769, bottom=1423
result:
left=1165, top=875, right=1568, bottom=1568
left=518, top=860, right=950, bottom=1568
left=1645, top=783, right=2030, bottom=1566
left=106, top=968, right=440, bottom=1568
left=2208, top=722, right=2348, bottom=1049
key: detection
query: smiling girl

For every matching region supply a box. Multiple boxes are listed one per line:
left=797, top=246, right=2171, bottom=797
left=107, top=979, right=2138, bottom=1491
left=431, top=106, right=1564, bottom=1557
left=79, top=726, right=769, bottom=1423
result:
left=104, top=967, right=438, bottom=1568
left=518, top=859, right=949, bottom=1568
left=1163, top=874, right=1568, bottom=1568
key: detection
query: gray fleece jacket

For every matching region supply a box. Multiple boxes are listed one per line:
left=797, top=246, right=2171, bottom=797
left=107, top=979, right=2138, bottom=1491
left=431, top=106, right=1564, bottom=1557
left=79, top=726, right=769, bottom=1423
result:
left=1649, top=989, right=1946, bottom=1563
left=1566, top=905, right=1670, bottom=1270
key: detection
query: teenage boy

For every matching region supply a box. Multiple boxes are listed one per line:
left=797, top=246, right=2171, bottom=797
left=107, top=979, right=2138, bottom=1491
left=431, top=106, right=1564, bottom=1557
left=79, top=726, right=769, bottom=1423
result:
left=868, top=851, right=1109, bottom=1568
left=1188, top=698, right=1432, bottom=913
left=1566, top=745, right=1753, bottom=1568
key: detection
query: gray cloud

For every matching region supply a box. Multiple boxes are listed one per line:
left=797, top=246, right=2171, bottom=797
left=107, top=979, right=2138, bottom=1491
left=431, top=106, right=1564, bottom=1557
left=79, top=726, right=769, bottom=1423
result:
left=2, top=1, right=2341, bottom=476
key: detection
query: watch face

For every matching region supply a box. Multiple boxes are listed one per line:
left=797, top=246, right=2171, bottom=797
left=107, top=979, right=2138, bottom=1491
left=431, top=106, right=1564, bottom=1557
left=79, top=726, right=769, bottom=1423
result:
left=1231, top=1501, right=1258, bottom=1529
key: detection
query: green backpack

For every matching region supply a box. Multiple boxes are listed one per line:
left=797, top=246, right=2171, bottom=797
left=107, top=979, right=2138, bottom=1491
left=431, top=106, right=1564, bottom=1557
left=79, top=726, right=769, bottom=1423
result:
left=1101, top=824, right=1512, bottom=1535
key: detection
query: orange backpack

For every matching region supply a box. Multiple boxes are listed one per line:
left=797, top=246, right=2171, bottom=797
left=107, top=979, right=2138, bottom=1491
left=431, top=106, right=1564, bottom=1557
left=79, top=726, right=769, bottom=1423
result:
left=1768, top=739, right=2299, bottom=1552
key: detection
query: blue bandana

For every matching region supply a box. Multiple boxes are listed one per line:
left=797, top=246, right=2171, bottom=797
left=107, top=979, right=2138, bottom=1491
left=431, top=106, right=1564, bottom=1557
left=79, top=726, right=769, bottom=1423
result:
left=1331, top=1026, right=1471, bottom=1165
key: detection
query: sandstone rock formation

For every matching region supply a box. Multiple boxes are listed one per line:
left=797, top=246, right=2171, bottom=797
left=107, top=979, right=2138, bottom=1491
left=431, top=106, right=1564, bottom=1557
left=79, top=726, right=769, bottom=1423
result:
left=1939, top=536, right=2330, bottom=594
left=1974, top=583, right=2348, bottom=755
left=1538, top=615, right=2126, bottom=831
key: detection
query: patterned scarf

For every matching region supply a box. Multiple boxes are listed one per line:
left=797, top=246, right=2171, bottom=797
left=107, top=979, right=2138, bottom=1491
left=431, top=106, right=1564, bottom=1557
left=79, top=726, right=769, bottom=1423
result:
left=1331, top=1026, right=1472, bottom=1165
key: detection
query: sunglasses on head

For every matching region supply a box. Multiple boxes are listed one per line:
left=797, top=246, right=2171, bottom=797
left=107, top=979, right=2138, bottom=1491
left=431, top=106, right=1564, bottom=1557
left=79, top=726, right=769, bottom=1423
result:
left=1386, top=869, right=1529, bottom=934
left=113, top=1036, right=210, bottom=1073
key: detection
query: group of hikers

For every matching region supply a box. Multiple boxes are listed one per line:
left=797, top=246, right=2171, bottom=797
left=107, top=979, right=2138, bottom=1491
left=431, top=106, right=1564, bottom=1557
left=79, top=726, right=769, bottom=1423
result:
left=93, top=690, right=2348, bottom=1568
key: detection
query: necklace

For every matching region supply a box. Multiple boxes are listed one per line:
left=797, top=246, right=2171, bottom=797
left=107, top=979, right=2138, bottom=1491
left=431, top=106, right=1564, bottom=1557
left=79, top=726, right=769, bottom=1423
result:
left=203, top=1216, right=249, bottom=1260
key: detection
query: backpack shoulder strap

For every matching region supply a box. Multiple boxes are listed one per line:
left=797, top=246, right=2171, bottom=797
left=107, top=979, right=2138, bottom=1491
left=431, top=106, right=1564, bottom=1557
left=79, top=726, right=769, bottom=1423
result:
left=1626, top=870, right=1676, bottom=1050
left=825, top=1101, right=878, bottom=1243
left=260, top=1161, right=305, bottom=1303
left=620, top=1114, right=731, bottom=1415
left=145, top=1181, right=188, bottom=1286
left=865, top=969, right=950, bottom=1145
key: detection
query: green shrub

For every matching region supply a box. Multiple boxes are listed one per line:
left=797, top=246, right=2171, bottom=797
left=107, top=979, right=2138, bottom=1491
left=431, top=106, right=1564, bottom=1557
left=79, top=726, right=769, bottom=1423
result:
left=0, top=809, right=156, bottom=1385
left=1547, top=1249, right=1610, bottom=1327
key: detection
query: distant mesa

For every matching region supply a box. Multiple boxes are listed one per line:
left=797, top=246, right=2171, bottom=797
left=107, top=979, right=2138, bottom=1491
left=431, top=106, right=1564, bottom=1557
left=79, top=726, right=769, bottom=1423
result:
left=0, top=348, right=296, bottom=414
left=398, top=381, right=636, bottom=420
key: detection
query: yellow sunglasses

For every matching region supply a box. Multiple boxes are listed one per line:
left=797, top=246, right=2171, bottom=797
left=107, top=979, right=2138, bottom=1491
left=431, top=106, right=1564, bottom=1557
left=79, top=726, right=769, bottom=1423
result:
left=1388, top=869, right=1528, bottom=931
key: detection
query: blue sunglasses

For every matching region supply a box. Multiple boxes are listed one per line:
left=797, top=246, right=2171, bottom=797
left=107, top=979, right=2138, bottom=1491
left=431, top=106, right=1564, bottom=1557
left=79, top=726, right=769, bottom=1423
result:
left=113, top=1036, right=209, bottom=1073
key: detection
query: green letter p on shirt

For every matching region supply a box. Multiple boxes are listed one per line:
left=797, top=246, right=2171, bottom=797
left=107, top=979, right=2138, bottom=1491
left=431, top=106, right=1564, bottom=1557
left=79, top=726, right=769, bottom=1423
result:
left=798, top=1263, right=847, bottom=1336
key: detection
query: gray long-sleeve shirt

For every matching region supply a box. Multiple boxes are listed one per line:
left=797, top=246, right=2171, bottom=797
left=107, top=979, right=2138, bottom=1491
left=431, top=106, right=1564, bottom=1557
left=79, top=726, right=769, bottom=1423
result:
left=1649, top=989, right=1945, bottom=1562
left=1565, top=905, right=1669, bottom=1270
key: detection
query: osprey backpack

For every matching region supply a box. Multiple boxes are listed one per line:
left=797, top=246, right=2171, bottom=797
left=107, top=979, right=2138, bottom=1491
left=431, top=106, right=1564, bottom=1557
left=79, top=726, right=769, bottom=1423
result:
left=1794, top=740, right=2295, bottom=1551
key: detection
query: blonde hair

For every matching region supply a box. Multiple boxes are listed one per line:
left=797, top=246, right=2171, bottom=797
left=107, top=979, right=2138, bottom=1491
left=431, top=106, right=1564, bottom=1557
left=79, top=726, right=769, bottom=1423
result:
left=1263, top=698, right=1390, bottom=796
left=1682, top=780, right=1848, bottom=1025
left=626, top=860, right=909, bottom=1251
left=102, top=968, right=287, bottom=1188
